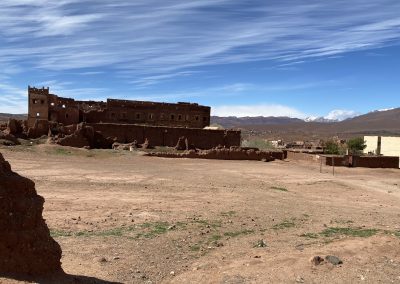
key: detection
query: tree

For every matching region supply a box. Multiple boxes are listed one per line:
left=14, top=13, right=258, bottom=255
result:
left=324, top=140, right=340, bottom=155
left=347, top=137, right=367, bottom=155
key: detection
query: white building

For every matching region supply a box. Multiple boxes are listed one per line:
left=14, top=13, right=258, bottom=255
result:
left=364, top=136, right=400, bottom=167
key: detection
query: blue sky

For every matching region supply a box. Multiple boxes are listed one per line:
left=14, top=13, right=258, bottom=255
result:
left=1, top=0, right=400, bottom=119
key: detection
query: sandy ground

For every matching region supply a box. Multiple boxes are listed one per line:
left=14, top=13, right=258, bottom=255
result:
left=0, top=144, right=400, bottom=284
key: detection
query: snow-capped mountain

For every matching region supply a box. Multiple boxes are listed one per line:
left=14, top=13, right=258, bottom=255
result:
left=304, top=116, right=338, bottom=123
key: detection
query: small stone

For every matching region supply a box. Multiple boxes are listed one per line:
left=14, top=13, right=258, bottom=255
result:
left=310, top=256, right=324, bottom=266
left=113, top=256, right=120, bottom=260
left=295, top=276, right=305, bottom=283
left=168, top=225, right=176, bottom=230
left=96, top=257, right=107, bottom=263
left=170, top=271, right=175, bottom=276
left=325, top=255, right=343, bottom=265
left=255, top=239, right=267, bottom=248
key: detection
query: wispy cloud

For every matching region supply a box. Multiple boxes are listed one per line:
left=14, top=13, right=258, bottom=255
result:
left=324, top=109, right=360, bottom=121
left=0, top=82, right=27, bottom=113
left=125, top=80, right=331, bottom=102
left=0, top=0, right=400, bottom=84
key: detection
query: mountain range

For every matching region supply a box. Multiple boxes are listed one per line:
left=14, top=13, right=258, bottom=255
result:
left=0, top=113, right=27, bottom=123
left=212, top=108, right=400, bottom=140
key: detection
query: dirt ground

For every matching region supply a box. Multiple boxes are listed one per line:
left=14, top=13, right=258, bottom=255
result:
left=1, top=144, right=399, bottom=284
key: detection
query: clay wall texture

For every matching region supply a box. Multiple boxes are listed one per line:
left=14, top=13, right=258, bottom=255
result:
left=286, top=150, right=399, bottom=169
left=350, top=156, right=399, bottom=168
left=87, top=123, right=241, bottom=149
left=286, top=151, right=320, bottom=162
left=28, top=87, right=210, bottom=129
left=323, top=156, right=347, bottom=166
left=27, top=87, right=50, bottom=128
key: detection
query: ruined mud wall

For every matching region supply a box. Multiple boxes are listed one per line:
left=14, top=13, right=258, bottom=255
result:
left=0, top=153, right=62, bottom=276
left=286, top=151, right=321, bottom=162
left=87, top=123, right=241, bottom=149
left=146, top=147, right=282, bottom=161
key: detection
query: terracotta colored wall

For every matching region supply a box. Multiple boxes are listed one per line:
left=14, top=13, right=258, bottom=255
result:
left=286, top=151, right=399, bottom=169
left=286, top=151, right=320, bottom=162
left=323, top=156, right=346, bottom=166
left=28, top=88, right=50, bottom=128
left=105, top=99, right=210, bottom=128
left=351, top=156, right=399, bottom=168
left=87, top=123, right=241, bottom=149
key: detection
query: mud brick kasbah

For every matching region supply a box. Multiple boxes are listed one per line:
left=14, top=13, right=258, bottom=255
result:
left=27, top=86, right=241, bottom=149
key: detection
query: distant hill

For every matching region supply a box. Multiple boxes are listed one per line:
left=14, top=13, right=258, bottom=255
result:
left=212, top=108, right=400, bottom=140
left=211, top=116, right=303, bottom=128
left=0, top=113, right=27, bottom=123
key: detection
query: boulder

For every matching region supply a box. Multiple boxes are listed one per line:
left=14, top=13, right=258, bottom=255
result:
left=0, top=153, right=62, bottom=276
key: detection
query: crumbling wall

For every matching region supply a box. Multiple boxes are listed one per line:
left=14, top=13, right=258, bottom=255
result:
left=0, top=153, right=62, bottom=275
left=146, top=147, right=283, bottom=161
left=52, top=123, right=113, bottom=149
left=286, top=151, right=320, bottom=162
left=87, top=123, right=241, bottom=149
left=27, top=119, right=49, bottom=139
left=6, top=119, right=24, bottom=136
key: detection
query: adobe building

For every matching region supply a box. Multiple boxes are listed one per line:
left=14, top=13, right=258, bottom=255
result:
left=28, top=86, right=210, bottom=128
left=27, top=86, right=241, bottom=149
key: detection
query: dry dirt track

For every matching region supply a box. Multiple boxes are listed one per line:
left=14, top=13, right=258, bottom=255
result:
left=1, top=145, right=400, bottom=284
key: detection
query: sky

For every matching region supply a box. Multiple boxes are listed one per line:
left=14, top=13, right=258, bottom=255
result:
left=1, top=0, right=400, bottom=120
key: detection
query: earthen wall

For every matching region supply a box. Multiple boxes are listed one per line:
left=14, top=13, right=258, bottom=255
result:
left=87, top=123, right=241, bottom=149
left=351, top=156, right=399, bottom=168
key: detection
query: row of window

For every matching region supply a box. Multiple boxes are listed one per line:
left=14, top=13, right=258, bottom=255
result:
left=32, top=99, right=45, bottom=105
left=32, top=99, right=68, bottom=109
left=109, top=112, right=208, bottom=122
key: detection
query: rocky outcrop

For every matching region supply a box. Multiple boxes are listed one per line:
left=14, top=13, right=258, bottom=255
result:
left=0, top=153, right=62, bottom=276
